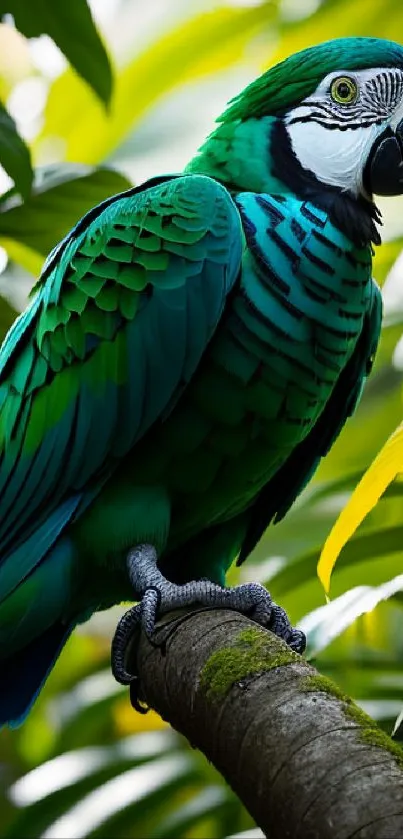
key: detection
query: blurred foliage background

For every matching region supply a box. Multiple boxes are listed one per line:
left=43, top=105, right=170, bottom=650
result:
left=1, top=1, right=403, bottom=837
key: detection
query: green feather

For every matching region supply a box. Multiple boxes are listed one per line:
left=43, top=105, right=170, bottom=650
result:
left=221, top=38, right=403, bottom=120
left=0, top=38, right=393, bottom=726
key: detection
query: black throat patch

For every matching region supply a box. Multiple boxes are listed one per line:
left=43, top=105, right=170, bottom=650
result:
left=270, top=119, right=382, bottom=248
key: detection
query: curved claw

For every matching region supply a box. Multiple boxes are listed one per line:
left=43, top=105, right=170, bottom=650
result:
left=111, top=587, right=163, bottom=684
left=266, top=603, right=306, bottom=655
left=111, top=603, right=142, bottom=685
left=289, top=629, right=306, bottom=654
left=130, top=678, right=150, bottom=714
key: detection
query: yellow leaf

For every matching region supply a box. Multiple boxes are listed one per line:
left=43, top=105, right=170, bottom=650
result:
left=318, top=422, right=403, bottom=593
left=0, top=237, right=43, bottom=277
left=113, top=696, right=167, bottom=736
left=373, top=237, right=403, bottom=287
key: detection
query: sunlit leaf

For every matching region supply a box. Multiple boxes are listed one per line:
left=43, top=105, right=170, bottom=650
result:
left=34, top=4, right=278, bottom=166
left=0, top=99, right=32, bottom=197
left=40, top=755, right=195, bottom=839
left=157, top=787, right=230, bottom=839
left=0, top=0, right=112, bottom=104
left=373, top=237, right=403, bottom=287
left=0, top=238, right=42, bottom=277
left=300, top=575, right=403, bottom=656
left=6, top=735, right=182, bottom=839
left=392, top=707, right=403, bottom=741
left=318, top=424, right=403, bottom=593
left=269, top=0, right=403, bottom=66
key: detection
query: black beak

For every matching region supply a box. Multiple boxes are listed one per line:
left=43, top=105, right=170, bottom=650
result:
left=364, top=119, right=403, bottom=196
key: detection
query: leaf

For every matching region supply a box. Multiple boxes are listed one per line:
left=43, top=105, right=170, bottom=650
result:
left=392, top=707, right=403, bottom=741
left=155, top=787, right=230, bottom=839
left=0, top=164, right=132, bottom=273
left=0, top=0, right=112, bottom=105
left=40, top=755, right=196, bottom=839
left=269, top=525, right=403, bottom=606
left=373, top=236, right=403, bottom=287
left=34, top=3, right=278, bottom=166
left=6, top=735, right=182, bottom=839
left=0, top=238, right=43, bottom=277
left=317, top=424, right=403, bottom=593
left=0, top=98, right=32, bottom=197
left=269, top=0, right=403, bottom=66
left=0, top=292, right=17, bottom=338
left=300, top=575, right=403, bottom=657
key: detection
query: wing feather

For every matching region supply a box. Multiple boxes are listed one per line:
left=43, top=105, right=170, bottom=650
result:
left=0, top=174, right=243, bottom=596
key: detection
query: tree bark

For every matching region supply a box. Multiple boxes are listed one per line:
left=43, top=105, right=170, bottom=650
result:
left=129, top=608, right=403, bottom=839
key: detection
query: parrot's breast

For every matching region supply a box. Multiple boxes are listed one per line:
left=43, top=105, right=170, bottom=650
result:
left=138, top=193, right=374, bottom=543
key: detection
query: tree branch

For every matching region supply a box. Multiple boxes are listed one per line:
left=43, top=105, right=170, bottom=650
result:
left=129, top=609, right=403, bottom=839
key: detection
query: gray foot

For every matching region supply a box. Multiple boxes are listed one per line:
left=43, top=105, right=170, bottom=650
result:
left=111, top=544, right=305, bottom=690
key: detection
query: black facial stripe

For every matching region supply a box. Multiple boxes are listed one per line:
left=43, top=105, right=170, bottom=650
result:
left=288, top=113, right=385, bottom=130
left=380, top=71, right=389, bottom=96
left=365, top=70, right=403, bottom=111
left=289, top=69, right=403, bottom=130
left=291, top=101, right=386, bottom=124
left=374, top=75, right=383, bottom=100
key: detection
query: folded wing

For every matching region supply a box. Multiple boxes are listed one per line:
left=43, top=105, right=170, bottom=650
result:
left=0, top=173, right=243, bottom=599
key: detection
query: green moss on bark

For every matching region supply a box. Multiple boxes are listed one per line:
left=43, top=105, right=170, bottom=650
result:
left=302, top=674, right=403, bottom=770
left=199, top=626, right=299, bottom=701
left=301, top=673, right=352, bottom=705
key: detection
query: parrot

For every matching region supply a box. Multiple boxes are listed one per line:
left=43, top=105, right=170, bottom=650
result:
left=1, top=35, right=403, bottom=725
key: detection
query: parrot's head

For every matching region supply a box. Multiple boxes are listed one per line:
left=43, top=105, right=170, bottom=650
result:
left=192, top=37, right=403, bottom=245
left=224, top=37, right=403, bottom=200
left=282, top=40, right=403, bottom=204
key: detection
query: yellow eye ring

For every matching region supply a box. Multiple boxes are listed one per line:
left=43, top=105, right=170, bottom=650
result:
left=330, top=76, right=358, bottom=105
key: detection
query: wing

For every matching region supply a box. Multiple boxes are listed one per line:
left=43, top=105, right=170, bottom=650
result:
left=238, top=280, right=383, bottom=564
left=0, top=173, right=243, bottom=597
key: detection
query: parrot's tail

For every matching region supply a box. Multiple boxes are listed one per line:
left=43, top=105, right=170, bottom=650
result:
left=0, top=621, right=73, bottom=727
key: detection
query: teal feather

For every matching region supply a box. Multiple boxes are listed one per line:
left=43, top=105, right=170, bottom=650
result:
left=0, top=496, right=80, bottom=603
left=0, top=39, right=393, bottom=726
left=0, top=174, right=242, bottom=726
left=222, top=38, right=403, bottom=121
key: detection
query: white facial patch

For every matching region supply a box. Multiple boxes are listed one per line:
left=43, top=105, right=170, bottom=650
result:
left=286, top=119, right=383, bottom=195
left=284, top=66, right=403, bottom=196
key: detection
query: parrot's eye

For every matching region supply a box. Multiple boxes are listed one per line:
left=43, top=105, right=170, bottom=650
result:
left=330, top=76, right=358, bottom=105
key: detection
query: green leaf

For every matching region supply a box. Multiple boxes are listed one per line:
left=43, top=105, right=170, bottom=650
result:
left=6, top=733, right=179, bottom=838
left=392, top=708, right=403, bottom=741
left=0, top=292, right=17, bottom=338
left=0, top=99, right=32, bottom=197
left=270, top=0, right=403, bottom=66
left=34, top=3, right=278, bottom=166
left=373, top=237, right=403, bottom=287
left=86, top=758, right=202, bottom=839
left=271, top=526, right=403, bottom=601
left=301, top=577, right=403, bottom=657
left=0, top=164, right=132, bottom=273
left=0, top=0, right=112, bottom=105
left=151, top=787, right=230, bottom=839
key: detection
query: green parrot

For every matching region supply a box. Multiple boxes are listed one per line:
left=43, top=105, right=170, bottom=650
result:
left=1, top=36, right=402, bottom=725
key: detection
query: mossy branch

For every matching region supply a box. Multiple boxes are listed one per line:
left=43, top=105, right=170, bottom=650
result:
left=129, top=609, right=403, bottom=839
